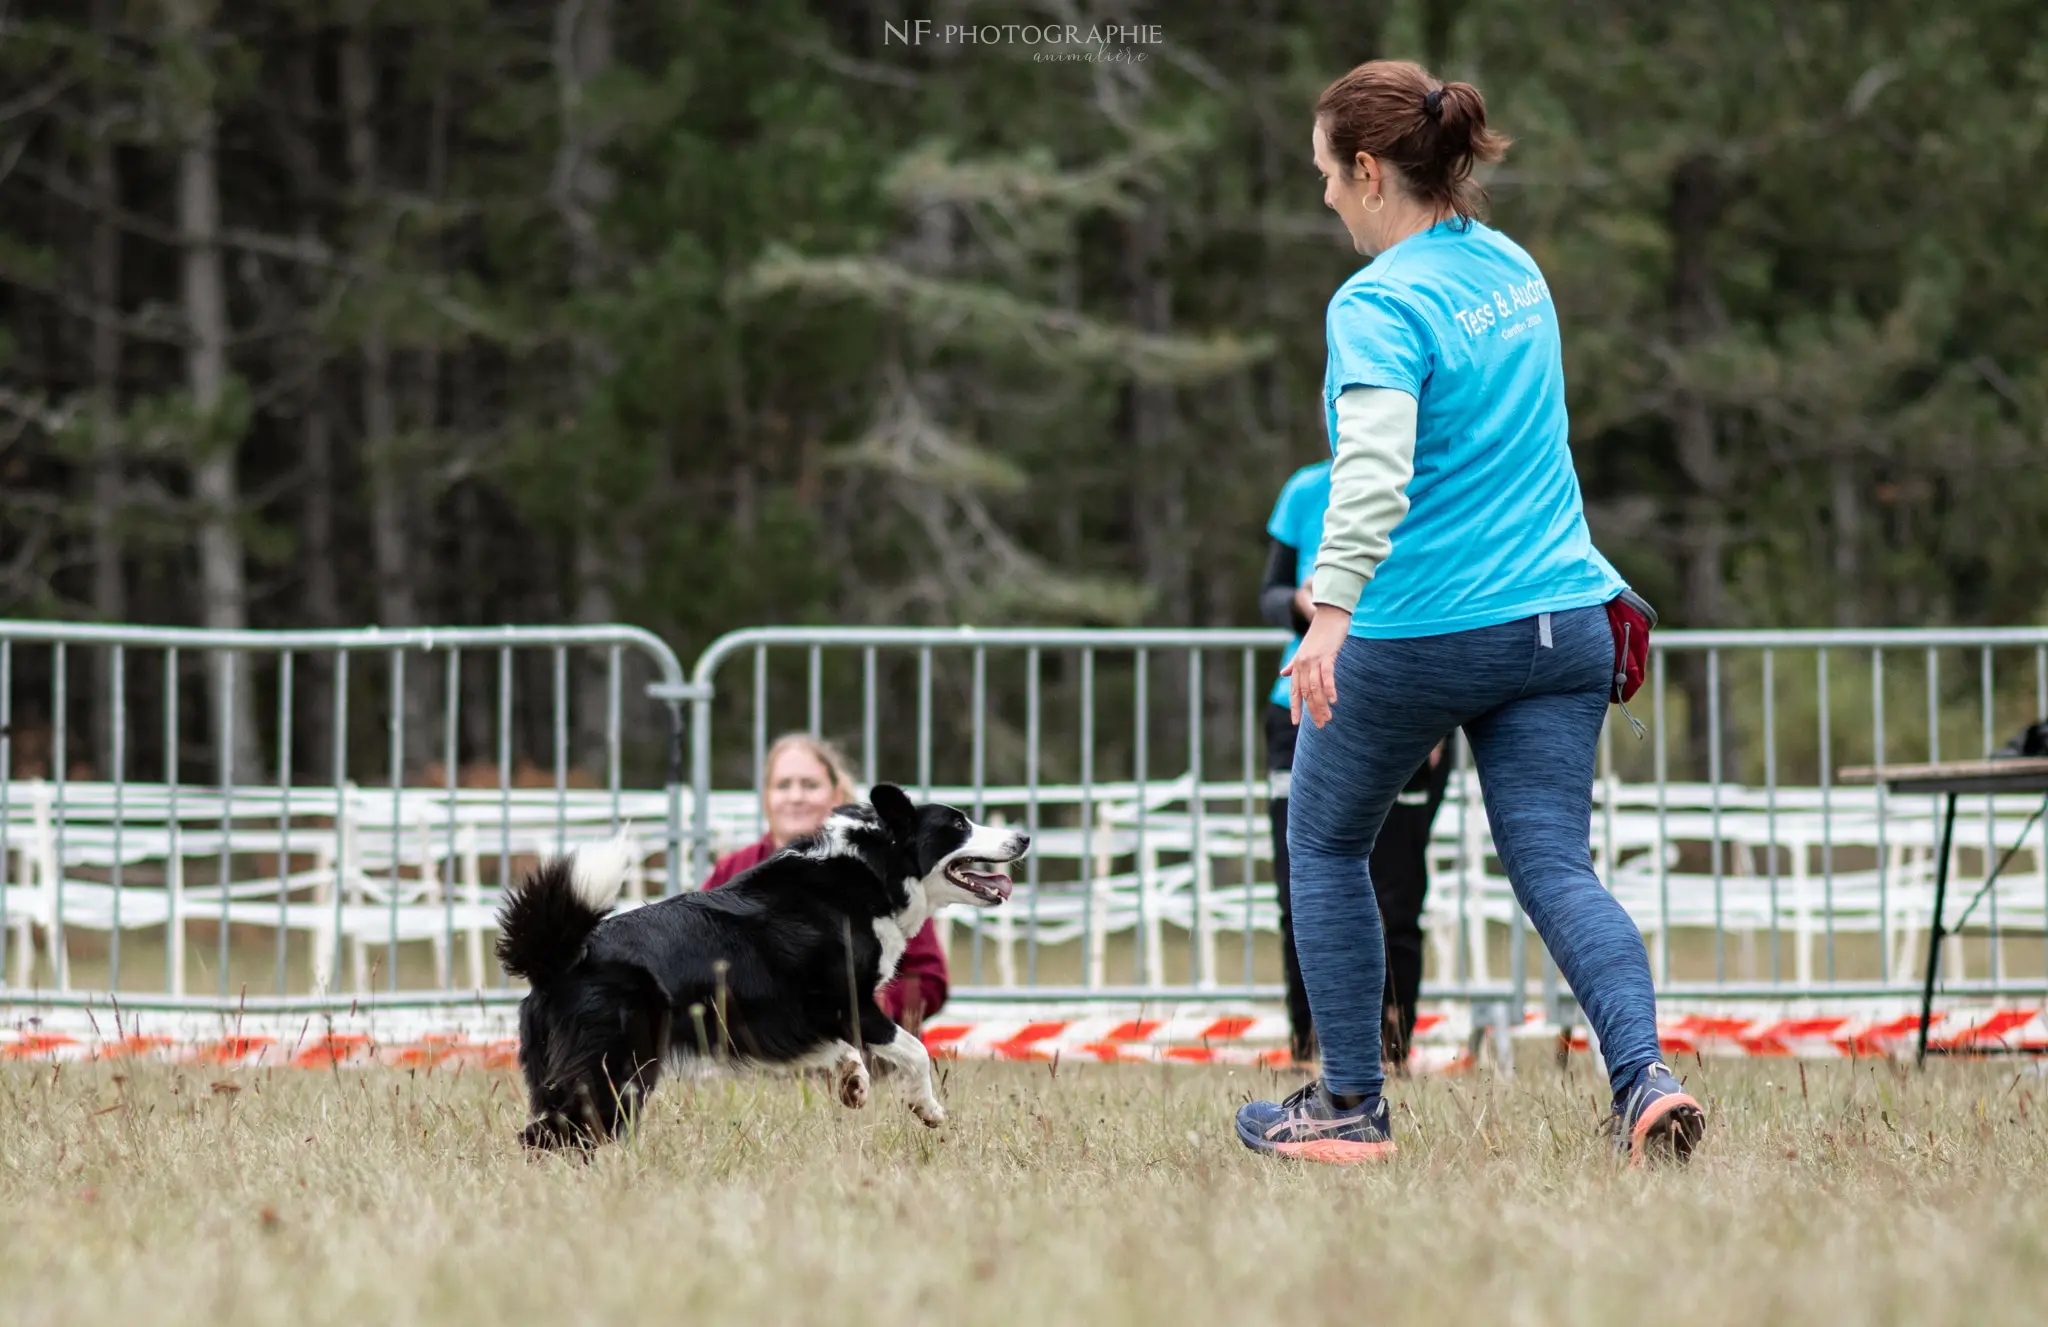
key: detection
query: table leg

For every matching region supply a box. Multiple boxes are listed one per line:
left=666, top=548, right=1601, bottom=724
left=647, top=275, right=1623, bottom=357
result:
left=1917, top=793, right=1960, bottom=1068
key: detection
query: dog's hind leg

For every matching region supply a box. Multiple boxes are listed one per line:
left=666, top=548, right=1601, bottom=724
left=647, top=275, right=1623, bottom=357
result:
left=869, top=1024, right=945, bottom=1128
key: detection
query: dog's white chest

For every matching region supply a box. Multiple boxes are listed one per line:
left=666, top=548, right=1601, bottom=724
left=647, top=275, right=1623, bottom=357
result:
left=871, top=917, right=909, bottom=983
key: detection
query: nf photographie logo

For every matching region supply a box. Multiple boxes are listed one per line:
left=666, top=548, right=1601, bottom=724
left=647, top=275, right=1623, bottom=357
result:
left=883, top=19, right=1162, bottom=62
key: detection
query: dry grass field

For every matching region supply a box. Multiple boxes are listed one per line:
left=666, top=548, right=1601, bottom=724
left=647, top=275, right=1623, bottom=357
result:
left=2, top=1052, right=2046, bottom=1326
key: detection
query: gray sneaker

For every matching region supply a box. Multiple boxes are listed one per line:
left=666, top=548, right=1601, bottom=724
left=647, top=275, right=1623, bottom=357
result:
left=1234, top=1078, right=1396, bottom=1164
left=1611, top=1061, right=1705, bottom=1165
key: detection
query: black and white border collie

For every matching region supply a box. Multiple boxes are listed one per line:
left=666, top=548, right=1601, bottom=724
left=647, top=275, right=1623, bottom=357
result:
left=495, top=783, right=1029, bottom=1150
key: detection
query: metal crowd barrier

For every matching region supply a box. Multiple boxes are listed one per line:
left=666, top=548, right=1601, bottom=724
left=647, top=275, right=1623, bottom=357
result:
left=0, top=621, right=685, bottom=1010
left=6, top=619, right=2047, bottom=1025
left=687, top=625, right=2048, bottom=1025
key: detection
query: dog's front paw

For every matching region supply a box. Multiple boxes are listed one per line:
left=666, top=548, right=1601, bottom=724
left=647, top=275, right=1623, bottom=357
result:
left=833, top=1052, right=870, bottom=1110
left=909, top=1097, right=946, bottom=1129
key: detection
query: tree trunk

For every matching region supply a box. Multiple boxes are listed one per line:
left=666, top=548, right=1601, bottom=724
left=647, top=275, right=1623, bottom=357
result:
left=1831, top=454, right=1863, bottom=627
left=341, top=22, right=430, bottom=776
left=1126, top=199, right=1186, bottom=627
left=300, top=385, right=343, bottom=781
left=1253, top=0, right=1290, bottom=453
left=170, top=0, right=264, bottom=784
left=417, top=63, right=453, bottom=770
left=278, top=42, right=339, bottom=782
left=416, top=69, right=449, bottom=542
left=342, top=30, right=408, bottom=637
left=1422, top=0, right=1462, bottom=66
left=1667, top=152, right=1735, bottom=780
left=553, top=0, right=624, bottom=774
left=1125, top=198, right=1187, bottom=757
left=89, top=0, right=127, bottom=778
left=453, top=482, right=496, bottom=770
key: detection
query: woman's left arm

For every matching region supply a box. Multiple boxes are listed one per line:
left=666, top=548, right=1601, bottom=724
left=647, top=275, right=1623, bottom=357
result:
left=1286, top=385, right=1420, bottom=728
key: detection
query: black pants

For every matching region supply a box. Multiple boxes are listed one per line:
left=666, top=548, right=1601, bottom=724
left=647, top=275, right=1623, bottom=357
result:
left=1266, top=702, right=1449, bottom=1066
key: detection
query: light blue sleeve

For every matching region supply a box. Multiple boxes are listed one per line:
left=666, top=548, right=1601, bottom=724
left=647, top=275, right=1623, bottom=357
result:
left=1325, top=285, right=1433, bottom=402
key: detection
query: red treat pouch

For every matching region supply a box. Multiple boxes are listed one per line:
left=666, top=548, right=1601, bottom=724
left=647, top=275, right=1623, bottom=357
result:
left=1605, top=588, right=1656, bottom=736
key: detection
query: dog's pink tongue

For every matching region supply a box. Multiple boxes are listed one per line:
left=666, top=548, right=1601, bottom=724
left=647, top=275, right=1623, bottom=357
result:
left=963, top=870, right=1013, bottom=900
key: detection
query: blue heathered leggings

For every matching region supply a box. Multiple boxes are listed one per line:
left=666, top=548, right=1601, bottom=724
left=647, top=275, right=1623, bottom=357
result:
left=1286, top=604, right=1661, bottom=1101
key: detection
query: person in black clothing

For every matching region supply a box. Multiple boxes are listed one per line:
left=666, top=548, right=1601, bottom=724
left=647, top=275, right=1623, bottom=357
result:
left=1261, top=525, right=1451, bottom=1069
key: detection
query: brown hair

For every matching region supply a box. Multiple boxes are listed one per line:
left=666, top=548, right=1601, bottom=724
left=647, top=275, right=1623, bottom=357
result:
left=1315, top=60, right=1509, bottom=221
left=761, top=732, right=862, bottom=810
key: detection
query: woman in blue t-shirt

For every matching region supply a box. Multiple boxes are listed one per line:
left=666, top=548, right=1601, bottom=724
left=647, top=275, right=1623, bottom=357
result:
left=1234, top=60, right=1704, bottom=1166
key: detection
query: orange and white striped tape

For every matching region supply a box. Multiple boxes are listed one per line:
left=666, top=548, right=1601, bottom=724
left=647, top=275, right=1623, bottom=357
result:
left=0, top=1027, right=521, bottom=1070
left=915, top=1004, right=2048, bottom=1069
left=2, top=1002, right=2042, bottom=1070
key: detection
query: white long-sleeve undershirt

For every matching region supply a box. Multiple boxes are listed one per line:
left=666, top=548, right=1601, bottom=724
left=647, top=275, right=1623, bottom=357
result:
left=1310, top=386, right=1419, bottom=613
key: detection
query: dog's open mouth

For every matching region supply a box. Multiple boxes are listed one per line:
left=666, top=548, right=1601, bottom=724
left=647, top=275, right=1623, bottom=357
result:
left=945, top=859, right=1014, bottom=904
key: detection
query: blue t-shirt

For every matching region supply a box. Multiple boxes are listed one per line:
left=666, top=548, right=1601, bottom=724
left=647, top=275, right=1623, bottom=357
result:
left=1266, top=461, right=1332, bottom=706
left=1323, top=219, right=1625, bottom=638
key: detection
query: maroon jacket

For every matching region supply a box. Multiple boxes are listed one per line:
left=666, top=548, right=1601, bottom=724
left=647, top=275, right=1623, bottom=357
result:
left=699, top=833, right=949, bottom=1026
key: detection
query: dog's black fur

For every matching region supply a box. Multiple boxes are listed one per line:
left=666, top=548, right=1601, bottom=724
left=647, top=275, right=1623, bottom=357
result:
left=496, top=783, right=1027, bottom=1149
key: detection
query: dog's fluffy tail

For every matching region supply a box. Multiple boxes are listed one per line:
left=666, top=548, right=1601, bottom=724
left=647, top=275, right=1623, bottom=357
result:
left=495, top=837, right=635, bottom=985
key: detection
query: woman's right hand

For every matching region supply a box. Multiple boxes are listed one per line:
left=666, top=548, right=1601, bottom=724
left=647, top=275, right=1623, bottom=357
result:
left=1282, top=603, right=1352, bottom=729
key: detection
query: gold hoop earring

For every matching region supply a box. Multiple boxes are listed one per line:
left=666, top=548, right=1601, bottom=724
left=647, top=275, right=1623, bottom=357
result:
left=1362, top=192, right=1385, bottom=214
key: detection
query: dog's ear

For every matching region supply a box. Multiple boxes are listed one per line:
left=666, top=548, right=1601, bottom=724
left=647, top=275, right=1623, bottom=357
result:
left=870, top=783, right=917, bottom=836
